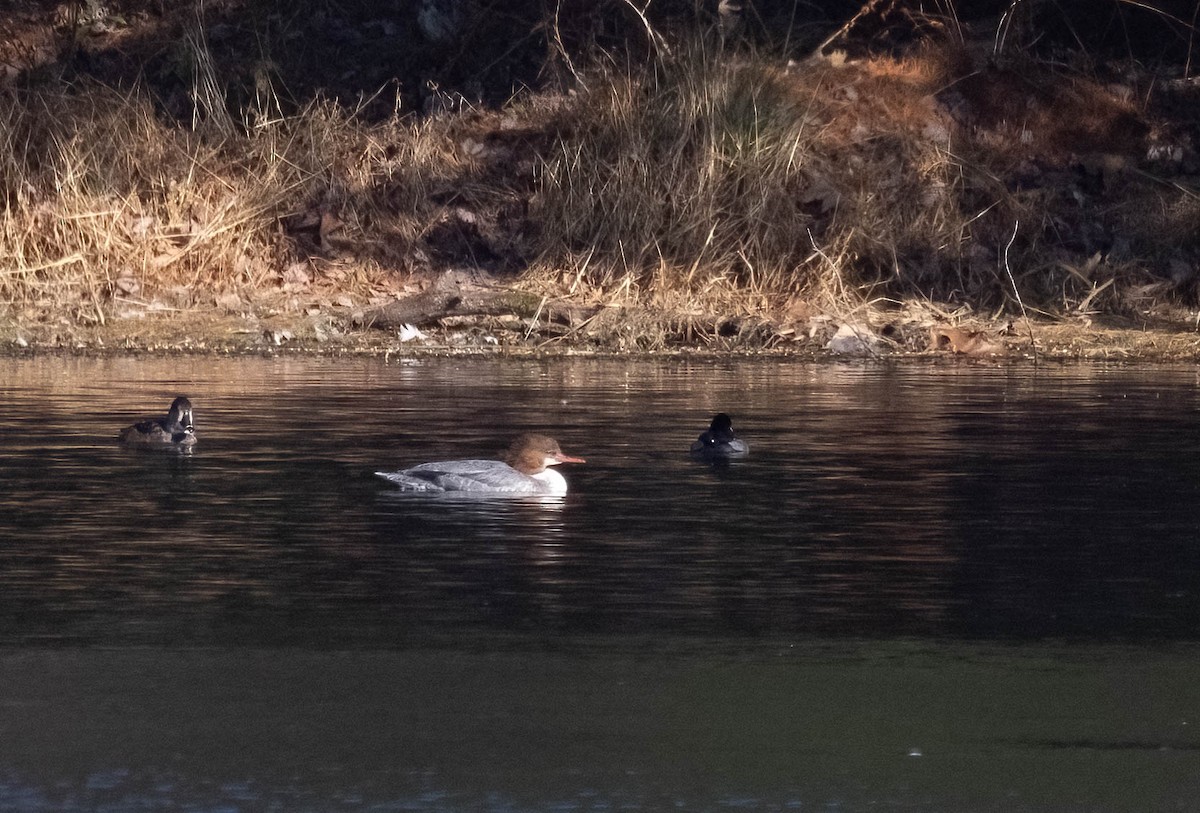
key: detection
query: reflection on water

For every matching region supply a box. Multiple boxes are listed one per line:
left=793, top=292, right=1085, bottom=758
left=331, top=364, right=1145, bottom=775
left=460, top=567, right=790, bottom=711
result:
left=3, top=356, right=1200, bottom=645
left=3, top=356, right=1200, bottom=809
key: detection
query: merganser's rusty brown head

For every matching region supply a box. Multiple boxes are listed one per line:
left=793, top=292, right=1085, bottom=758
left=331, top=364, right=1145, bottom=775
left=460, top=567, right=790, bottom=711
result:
left=501, top=433, right=586, bottom=475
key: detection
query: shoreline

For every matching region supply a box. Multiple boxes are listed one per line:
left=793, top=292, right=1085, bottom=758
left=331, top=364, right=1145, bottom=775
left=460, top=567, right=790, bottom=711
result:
left=3, top=310, right=1200, bottom=362
left=3, top=5, right=1198, bottom=368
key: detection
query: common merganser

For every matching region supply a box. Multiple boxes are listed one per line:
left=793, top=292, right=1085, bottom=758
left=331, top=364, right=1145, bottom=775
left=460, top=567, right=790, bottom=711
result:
left=119, top=396, right=197, bottom=447
left=690, top=413, right=748, bottom=456
left=376, top=433, right=585, bottom=496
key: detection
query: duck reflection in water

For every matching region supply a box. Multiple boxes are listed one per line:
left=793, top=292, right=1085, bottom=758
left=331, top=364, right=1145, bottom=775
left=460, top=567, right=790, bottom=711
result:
left=118, top=396, right=197, bottom=451
left=690, top=413, right=749, bottom=461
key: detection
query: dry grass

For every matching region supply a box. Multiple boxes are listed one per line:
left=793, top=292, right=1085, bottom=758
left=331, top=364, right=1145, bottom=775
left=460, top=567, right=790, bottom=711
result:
left=0, top=74, right=478, bottom=321
left=528, top=39, right=979, bottom=319
left=531, top=40, right=838, bottom=314
left=1, top=16, right=1197, bottom=343
left=0, top=12, right=484, bottom=321
left=2, top=82, right=309, bottom=308
left=530, top=33, right=1195, bottom=322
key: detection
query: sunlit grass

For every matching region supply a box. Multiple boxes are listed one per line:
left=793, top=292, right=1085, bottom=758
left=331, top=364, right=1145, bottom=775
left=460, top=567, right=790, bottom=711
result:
left=0, top=22, right=1191, bottom=333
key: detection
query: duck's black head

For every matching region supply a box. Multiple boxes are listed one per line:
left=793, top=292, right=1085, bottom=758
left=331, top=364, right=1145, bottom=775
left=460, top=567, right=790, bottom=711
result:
left=707, top=413, right=735, bottom=441
left=167, top=396, right=195, bottom=433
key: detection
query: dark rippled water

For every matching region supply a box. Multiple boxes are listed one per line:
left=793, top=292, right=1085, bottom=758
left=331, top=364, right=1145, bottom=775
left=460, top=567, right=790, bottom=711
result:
left=1, top=356, right=1199, bottom=810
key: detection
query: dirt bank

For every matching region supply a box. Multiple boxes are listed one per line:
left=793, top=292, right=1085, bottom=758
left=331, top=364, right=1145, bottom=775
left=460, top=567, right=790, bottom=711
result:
left=6, top=294, right=1200, bottom=362
left=2, top=2, right=1199, bottom=361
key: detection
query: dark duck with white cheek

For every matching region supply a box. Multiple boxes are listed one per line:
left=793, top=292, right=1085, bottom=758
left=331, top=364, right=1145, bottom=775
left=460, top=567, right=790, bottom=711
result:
left=690, top=413, right=748, bottom=457
left=119, top=396, right=197, bottom=447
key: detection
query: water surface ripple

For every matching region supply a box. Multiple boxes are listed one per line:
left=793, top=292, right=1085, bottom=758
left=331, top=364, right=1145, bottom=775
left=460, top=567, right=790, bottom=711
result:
left=3, top=357, right=1199, bottom=645
left=2, top=357, right=1199, bottom=811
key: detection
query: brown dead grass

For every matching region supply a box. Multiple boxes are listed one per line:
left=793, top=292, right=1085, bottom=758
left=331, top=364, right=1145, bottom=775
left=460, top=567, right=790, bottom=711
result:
left=0, top=78, right=487, bottom=322
left=525, top=33, right=1198, bottom=332
left=528, top=40, right=973, bottom=317
left=1, top=19, right=1199, bottom=354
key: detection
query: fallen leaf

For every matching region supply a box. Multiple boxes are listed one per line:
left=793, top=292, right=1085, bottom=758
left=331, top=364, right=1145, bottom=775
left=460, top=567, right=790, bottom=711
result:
left=114, top=276, right=140, bottom=295
left=281, top=262, right=311, bottom=286
left=930, top=327, right=1005, bottom=356
left=284, top=209, right=322, bottom=233
left=150, top=251, right=179, bottom=268
left=826, top=322, right=878, bottom=355
left=215, top=292, right=243, bottom=311
left=127, top=215, right=154, bottom=238
left=319, top=211, right=344, bottom=243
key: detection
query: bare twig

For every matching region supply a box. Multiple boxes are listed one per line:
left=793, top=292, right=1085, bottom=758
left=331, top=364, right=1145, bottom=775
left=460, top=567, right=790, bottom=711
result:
left=812, top=0, right=898, bottom=58
left=993, top=0, right=1023, bottom=58
left=1002, top=219, right=1038, bottom=364
left=548, top=1, right=587, bottom=89
left=618, top=0, right=670, bottom=57
left=1188, top=0, right=1199, bottom=77
left=524, top=294, right=547, bottom=339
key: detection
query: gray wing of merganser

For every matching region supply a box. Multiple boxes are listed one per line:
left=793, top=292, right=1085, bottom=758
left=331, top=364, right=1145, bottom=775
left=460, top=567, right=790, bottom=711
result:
left=375, top=460, right=542, bottom=493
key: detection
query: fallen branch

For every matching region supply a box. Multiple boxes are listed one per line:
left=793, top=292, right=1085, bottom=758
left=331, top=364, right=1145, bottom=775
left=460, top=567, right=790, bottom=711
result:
left=355, top=270, right=597, bottom=330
